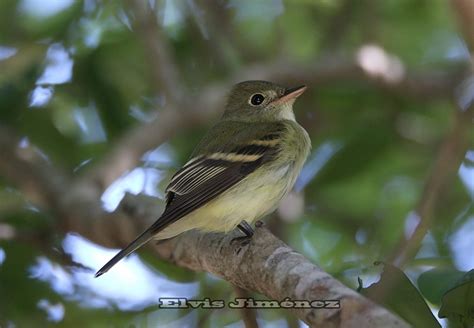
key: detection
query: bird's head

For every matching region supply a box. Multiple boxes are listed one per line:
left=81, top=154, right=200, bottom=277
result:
left=223, top=80, right=307, bottom=122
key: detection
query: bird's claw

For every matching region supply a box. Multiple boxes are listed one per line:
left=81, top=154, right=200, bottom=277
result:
left=231, top=236, right=252, bottom=255
left=230, top=235, right=251, bottom=246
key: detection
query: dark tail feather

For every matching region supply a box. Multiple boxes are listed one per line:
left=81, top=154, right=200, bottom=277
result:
left=95, top=229, right=155, bottom=278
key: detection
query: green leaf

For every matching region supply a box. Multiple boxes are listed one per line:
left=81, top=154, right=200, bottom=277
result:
left=418, top=267, right=466, bottom=306
left=438, top=269, right=474, bottom=327
left=359, top=262, right=441, bottom=328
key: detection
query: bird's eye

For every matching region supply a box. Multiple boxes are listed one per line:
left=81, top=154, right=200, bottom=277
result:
left=249, top=94, right=265, bottom=106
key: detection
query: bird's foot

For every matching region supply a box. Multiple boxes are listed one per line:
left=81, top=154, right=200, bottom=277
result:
left=230, top=220, right=254, bottom=249
left=230, top=235, right=252, bottom=247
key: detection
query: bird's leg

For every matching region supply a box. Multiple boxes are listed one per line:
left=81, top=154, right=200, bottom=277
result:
left=231, top=220, right=254, bottom=245
left=238, top=220, right=254, bottom=237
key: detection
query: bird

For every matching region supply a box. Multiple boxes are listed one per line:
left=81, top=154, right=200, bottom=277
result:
left=95, top=80, right=311, bottom=277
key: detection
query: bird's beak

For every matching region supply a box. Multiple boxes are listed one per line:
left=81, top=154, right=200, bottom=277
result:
left=272, top=85, right=307, bottom=105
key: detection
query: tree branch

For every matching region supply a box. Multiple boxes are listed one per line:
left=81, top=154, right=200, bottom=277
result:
left=154, top=224, right=408, bottom=327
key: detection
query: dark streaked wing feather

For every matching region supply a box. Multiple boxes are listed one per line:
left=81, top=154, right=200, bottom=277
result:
left=166, top=158, right=226, bottom=195
left=149, top=163, right=245, bottom=233
left=148, top=132, right=282, bottom=234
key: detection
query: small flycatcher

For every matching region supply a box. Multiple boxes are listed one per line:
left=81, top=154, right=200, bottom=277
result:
left=96, top=80, right=311, bottom=277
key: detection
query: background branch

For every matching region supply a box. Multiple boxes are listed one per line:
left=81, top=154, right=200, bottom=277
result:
left=129, top=0, right=184, bottom=104
left=82, top=57, right=466, bottom=192
left=388, top=103, right=473, bottom=266
left=233, top=286, right=259, bottom=328
left=450, top=0, right=474, bottom=55
left=388, top=0, right=474, bottom=267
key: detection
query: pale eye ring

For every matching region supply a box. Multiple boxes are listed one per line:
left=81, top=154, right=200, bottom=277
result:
left=249, top=93, right=265, bottom=106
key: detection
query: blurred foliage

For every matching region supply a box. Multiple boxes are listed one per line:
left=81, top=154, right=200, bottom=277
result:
left=359, top=262, right=441, bottom=328
left=0, top=0, right=473, bottom=327
left=439, top=269, right=474, bottom=327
